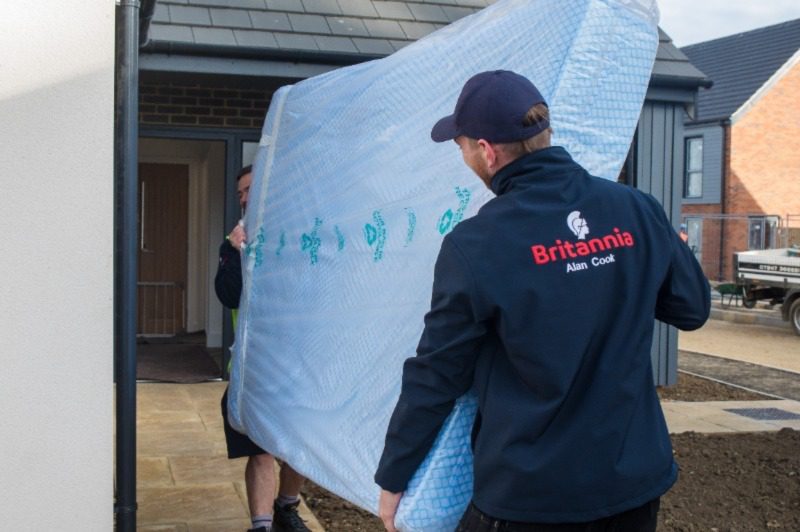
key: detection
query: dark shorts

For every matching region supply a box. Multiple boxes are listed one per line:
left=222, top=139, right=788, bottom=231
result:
left=221, top=387, right=268, bottom=459
left=456, top=498, right=660, bottom=532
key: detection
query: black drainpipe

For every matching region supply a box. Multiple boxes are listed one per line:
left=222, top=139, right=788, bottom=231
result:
left=114, top=1, right=140, bottom=530
left=719, top=119, right=730, bottom=282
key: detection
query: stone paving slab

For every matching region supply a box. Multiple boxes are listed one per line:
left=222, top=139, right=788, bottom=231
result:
left=662, top=399, right=800, bottom=434
left=136, top=382, right=324, bottom=532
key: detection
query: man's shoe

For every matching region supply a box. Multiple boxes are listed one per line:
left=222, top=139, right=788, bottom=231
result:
left=273, top=500, right=310, bottom=532
left=246, top=527, right=268, bottom=532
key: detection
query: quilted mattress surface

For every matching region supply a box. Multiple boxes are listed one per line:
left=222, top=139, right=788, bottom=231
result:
left=228, top=1, right=659, bottom=529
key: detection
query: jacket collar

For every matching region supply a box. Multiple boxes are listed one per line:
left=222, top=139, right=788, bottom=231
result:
left=489, top=146, right=578, bottom=196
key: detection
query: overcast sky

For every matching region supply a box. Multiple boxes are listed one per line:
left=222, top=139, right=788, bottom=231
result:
left=657, top=0, right=800, bottom=47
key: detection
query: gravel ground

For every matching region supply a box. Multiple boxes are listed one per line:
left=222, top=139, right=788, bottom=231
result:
left=302, top=373, right=800, bottom=531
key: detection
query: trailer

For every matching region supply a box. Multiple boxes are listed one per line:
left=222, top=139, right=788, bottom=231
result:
left=735, top=247, right=800, bottom=335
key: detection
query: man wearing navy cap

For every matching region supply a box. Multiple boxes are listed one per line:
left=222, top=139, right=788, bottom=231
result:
left=374, top=71, right=710, bottom=531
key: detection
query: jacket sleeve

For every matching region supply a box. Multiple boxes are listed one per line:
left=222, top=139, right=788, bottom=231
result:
left=654, top=210, right=711, bottom=330
left=214, top=240, right=242, bottom=309
left=374, top=237, right=487, bottom=493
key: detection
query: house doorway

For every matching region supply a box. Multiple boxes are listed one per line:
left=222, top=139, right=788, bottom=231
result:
left=138, top=162, right=189, bottom=336
left=136, top=138, right=227, bottom=382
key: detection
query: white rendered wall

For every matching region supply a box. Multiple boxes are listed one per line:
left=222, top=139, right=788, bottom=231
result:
left=0, top=2, right=114, bottom=530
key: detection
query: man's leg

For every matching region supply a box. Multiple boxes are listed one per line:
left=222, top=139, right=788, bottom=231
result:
left=245, top=453, right=276, bottom=519
left=277, top=463, right=305, bottom=498
left=273, top=463, right=309, bottom=531
left=222, top=388, right=277, bottom=531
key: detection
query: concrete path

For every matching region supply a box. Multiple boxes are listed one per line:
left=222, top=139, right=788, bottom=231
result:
left=134, top=311, right=799, bottom=530
left=136, top=381, right=324, bottom=532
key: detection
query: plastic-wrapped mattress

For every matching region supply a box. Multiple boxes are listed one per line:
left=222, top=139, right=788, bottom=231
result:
left=228, top=0, right=659, bottom=529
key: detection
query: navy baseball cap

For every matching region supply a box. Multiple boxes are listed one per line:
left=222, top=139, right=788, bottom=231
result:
left=431, top=70, right=549, bottom=143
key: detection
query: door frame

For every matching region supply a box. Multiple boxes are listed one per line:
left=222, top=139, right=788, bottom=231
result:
left=140, top=127, right=260, bottom=378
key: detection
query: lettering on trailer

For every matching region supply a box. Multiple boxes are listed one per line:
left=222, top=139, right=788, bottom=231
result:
left=740, top=262, right=800, bottom=275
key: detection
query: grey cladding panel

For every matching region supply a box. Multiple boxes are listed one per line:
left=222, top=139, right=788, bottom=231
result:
left=682, top=124, right=723, bottom=205
left=635, top=101, right=685, bottom=386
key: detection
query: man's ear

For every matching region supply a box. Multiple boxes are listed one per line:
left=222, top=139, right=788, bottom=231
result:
left=477, top=139, right=497, bottom=168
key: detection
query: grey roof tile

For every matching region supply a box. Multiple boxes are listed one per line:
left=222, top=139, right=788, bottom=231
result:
left=149, top=23, right=195, bottom=43
left=209, top=8, right=253, bottom=28
left=399, top=20, right=436, bottom=39
left=389, top=39, right=410, bottom=51
left=351, top=37, right=395, bottom=54
left=327, top=16, right=371, bottom=37
left=169, top=5, right=212, bottom=25
left=288, top=13, right=331, bottom=33
left=250, top=11, right=293, bottom=30
left=152, top=3, right=171, bottom=23
left=682, top=19, right=800, bottom=121
left=455, top=0, right=489, bottom=7
left=313, top=35, right=359, bottom=53
left=234, top=29, right=280, bottom=47
left=274, top=32, right=320, bottom=50
left=441, top=5, right=473, bottom=21
left=265, top=0, right=305, bottom=12
left=301, top=0, right=342, bottom=15
left=407, top=3, right=449, bottom=23
left=373, top=2, right=414, bottom=20
left=337, top=0, right=379, bottom=18
left=146, top=0, right=710, bottom=101
left=192, top=27, right=238, bottom=45
left=188, top=0, right=266, bottom=7
left=363, top=18, right=406, bottom=39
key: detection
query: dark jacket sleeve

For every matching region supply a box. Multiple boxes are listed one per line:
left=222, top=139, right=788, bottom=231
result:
left=215, top=240, right=242, bottom=309
left=654, top=208, right=711, bottom=330
left=374, top=237, right=487, bottom=493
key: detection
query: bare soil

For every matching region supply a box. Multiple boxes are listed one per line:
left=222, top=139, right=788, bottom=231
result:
left=302, top=373, right=800, bottom=531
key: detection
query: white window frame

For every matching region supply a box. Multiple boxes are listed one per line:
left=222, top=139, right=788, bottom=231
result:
left=684, top=137, right=703, bottom=199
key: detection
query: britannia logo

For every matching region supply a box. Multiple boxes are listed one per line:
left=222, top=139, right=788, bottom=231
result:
left=567, top=211, right=589, bottom=240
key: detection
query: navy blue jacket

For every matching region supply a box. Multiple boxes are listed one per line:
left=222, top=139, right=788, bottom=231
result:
left=375, top=147, right=710, bottom=523
left=215, top=240, right=242, bottom=309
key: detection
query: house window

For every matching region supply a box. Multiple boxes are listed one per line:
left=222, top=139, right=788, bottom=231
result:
left=684, top=137, right=703, bottom=198
left=685, top=217, right=702, bottom=262
left=748, top=217, right=779, bottom=250
left=242, top=141, right=259, bottom=167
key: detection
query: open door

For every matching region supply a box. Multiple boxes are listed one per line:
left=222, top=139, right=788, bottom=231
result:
left=137, top=163, right=189, bottom=337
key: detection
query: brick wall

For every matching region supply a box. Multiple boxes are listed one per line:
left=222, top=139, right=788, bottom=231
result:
left=726, top=61, right=800, bottom=249
left=139, top=81, right=275, bottom=129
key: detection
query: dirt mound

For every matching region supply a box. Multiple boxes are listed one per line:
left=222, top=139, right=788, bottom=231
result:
left=302, top=373, right=799, bottom=531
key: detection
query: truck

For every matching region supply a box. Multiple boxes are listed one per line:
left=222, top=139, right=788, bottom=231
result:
left=735, top=247, right=800, bottom=336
